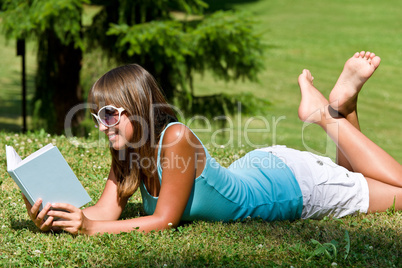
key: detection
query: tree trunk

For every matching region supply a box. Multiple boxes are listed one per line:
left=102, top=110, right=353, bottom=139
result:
left=33, top=30, right=83, bottom=134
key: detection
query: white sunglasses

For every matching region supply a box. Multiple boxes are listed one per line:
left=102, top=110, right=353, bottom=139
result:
left=91, top=105, right=126, bottom=127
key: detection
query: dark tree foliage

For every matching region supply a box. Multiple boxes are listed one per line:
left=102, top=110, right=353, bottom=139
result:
left=1, top=0, right=265, bottom=134
left=88, top=1, right=265, bottom=110
left=1, top=0, right=85, bottom=134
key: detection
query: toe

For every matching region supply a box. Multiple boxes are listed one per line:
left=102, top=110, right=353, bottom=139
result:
left=371, top=56, right=381, bottom=68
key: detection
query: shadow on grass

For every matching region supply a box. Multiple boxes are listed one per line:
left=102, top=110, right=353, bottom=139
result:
left=7, top=211, right=401, bottom=266
left=107, top=217, right=402, bottom=266
left=0, top=122, right=24, bottom=133
left=0, top=69, right=34, bottom=132
left=119, top=201, right=145, bottom=220
left=9, top=218, right=42, bottom=234
left=203, top=0, right=261, bottom=12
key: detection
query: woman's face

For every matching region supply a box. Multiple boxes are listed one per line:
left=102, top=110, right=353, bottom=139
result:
left=98, top=111, right=134, bottom=151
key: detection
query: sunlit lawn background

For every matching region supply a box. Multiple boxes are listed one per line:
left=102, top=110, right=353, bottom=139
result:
left=0, top=0, right=401, bottom=266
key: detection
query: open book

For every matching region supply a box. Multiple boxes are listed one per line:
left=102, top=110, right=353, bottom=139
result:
left=6, top=144, right=91, bottom=210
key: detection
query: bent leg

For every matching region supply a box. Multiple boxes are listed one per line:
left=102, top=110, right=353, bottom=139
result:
left=329, top=51, right=381, bottom=171
left=335, top=111, right=359, bottom=171
left=318, top=106, right=402, bottom=187
left=366, top=177, right=402, bottom=212
left=298, top=70, right=402, bottom=187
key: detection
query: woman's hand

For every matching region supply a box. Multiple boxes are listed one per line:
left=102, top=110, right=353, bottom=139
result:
left=22, top=194, right=54, bottom=232
left=47, top=203, right=92, bottom=235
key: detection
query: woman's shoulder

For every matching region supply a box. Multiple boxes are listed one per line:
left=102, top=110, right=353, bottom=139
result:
left=160, top=123, right=203, bottom=151
left=161, top=123, right=194, bottom=145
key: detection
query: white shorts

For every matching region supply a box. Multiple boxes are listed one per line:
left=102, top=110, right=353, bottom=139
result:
left=257, top=146, right=370, bottom=219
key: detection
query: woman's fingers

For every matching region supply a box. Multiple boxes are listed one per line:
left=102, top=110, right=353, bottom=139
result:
left=21, top=196, right=58, bottom=232
left=27, top=198, right=41, bottom=219
left=48, top=203, right=85, bottom=235
left=47, top=204, right=80, bottom=222
left=36, top=203, right=51, bottom=223
left=50, top=203, right=80, bottom=213
left=39, top=215, right=54, bottom=232
left=23, top=198, right=53, bottom=231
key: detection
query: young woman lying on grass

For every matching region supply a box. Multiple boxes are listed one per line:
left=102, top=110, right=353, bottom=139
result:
left=24, top=51, right=402, bottom=235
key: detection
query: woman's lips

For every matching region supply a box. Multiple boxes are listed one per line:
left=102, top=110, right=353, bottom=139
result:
left=108, top=133, right=117, bottom=141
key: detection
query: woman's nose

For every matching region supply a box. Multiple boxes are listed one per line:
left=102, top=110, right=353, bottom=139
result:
left=98, top=122, right=108, bottom=132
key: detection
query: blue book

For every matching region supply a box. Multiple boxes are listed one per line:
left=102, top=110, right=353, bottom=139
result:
left=6, top=144, right=91, bottom=210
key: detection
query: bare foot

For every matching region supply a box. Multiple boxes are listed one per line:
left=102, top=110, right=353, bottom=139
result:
left=298, top=69, right=329, bottom=124
left=329, top=51, right=381, bottom=116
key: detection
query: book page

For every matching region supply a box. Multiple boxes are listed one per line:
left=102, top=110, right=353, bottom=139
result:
left=5, top=146, right=22, bottom=171
left=18, top=144, right=54, bottom=167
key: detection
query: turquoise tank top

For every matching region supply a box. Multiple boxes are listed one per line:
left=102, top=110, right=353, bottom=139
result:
left=140, top=122, right=303, bottom=222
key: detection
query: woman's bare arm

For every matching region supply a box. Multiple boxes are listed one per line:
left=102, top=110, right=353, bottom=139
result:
left=48, top=124, right=200, bottom=235
left=82, top=168, right=128, bottom=221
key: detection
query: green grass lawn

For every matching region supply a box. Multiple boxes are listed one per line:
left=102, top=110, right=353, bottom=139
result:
left=1, top=133, right=401, bottom=267
left=1, top=0, right=402, bottom=266
left=192, top=0, right=402, bottom=162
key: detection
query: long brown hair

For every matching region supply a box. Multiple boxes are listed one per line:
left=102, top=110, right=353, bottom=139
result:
left=88, top=64, right=177, bottom=198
